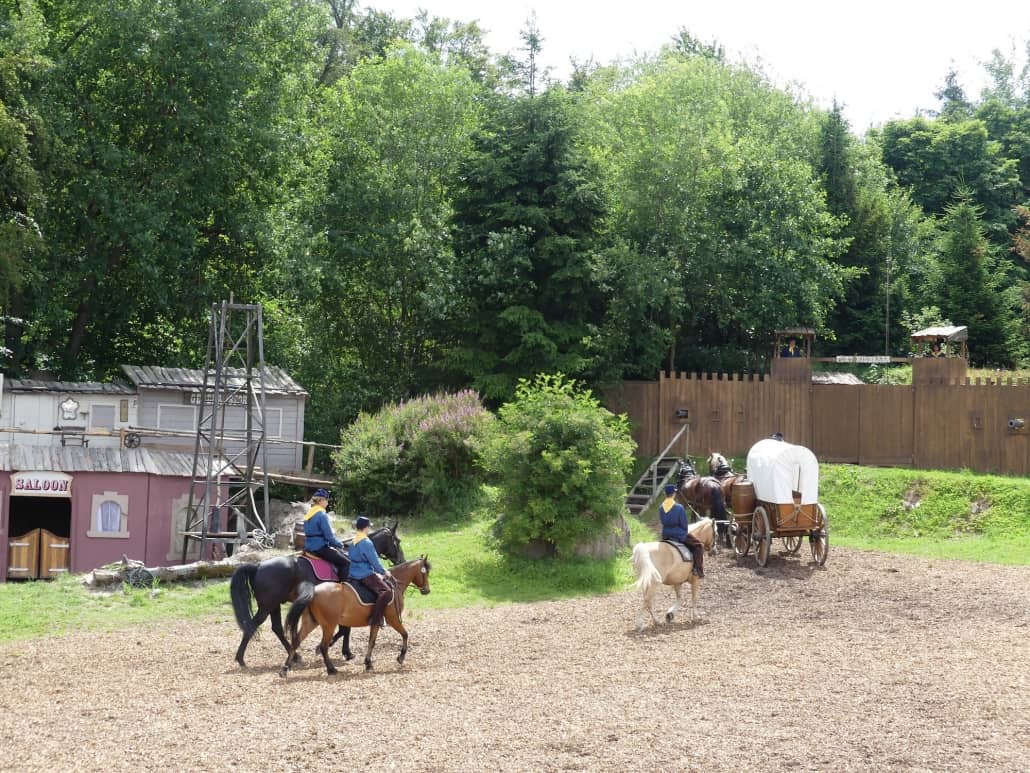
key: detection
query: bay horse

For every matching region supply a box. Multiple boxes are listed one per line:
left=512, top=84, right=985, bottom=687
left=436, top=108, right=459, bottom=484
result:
left=229, top=522, right=403, bottom=667
left=280, top=555, right=431, bottom=676
left=675, top=458, right=728, bottom=539
left=631, top=518, right=717, bottom=630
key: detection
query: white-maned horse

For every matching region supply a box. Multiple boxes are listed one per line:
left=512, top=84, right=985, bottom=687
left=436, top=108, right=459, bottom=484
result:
left=631, top=518, right=717, bottom=630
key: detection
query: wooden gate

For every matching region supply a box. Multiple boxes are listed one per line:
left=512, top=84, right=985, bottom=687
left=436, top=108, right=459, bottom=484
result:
left=7, top=529, right=70, bottom=579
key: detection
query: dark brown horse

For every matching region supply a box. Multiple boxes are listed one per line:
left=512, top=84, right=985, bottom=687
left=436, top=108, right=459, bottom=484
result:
left=676, top=459, right=729, bottom=542
left=280, top=555, right=431, bottom=676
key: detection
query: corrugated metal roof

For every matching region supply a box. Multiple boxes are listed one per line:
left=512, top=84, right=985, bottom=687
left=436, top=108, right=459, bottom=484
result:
left=121, top=365, right=308, bottom=396
left=7, top=379, right=135, bottom=394
left=0, top=446, right=228, bottom=477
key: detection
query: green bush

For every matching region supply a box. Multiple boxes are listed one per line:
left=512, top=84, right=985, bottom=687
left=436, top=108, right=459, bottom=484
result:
left=477, top=373, right=635, bottom=556
left=333, top=390, right=493, bottom=517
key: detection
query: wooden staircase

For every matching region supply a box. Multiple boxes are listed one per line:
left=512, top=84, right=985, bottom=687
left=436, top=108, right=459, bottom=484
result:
left=625, top=456, right=680, bottom=516
left=625, top=424, right=690, bottom=517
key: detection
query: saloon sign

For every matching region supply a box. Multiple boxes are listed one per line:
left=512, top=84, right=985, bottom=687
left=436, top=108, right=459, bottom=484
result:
left=10, top=471, right=73, bottom=497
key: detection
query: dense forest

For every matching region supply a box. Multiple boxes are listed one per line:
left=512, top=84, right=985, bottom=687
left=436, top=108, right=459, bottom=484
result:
left=2, top=1, right=1029, bottom=446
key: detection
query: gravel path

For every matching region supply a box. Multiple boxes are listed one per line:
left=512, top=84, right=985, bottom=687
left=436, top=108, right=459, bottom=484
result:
left=1, top=546, right=1028, bottom=772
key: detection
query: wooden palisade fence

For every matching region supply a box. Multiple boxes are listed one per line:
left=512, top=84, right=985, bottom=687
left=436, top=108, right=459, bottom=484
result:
left=607, top=358, right=1030, bottom=476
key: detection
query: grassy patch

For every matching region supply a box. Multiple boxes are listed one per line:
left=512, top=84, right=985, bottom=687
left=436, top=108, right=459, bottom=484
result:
left=821, top=464, right=1030, bottom=564
left=0, top=574, right=232, bottom=644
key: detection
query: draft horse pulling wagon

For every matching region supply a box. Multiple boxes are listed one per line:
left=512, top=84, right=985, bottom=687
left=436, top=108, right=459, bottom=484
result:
left=728, top=438, right=828, bottom=567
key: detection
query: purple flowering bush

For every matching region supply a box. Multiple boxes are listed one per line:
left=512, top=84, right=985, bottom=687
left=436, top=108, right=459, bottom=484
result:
left=333, top=390, right=492, bottom=517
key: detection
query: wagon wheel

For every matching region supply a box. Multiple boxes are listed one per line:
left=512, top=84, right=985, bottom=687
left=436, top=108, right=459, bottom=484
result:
left=752, top=506, right=771, bottom=567
left=782, top=535, right=803, bottom=554
left=731, top=517, right=750, bottom=557
left=809, top=504, right=829, bottom=566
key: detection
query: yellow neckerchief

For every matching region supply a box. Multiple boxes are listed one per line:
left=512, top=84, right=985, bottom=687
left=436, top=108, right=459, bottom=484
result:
left=304, top=504, right=325, bottom=521
left=661, top=496, right=677, bottom=513
left=352, top=531, right=369, bottom=544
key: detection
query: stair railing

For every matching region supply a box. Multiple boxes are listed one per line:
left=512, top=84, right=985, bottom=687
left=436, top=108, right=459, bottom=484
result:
left=629, top=424, right=690, bottom=504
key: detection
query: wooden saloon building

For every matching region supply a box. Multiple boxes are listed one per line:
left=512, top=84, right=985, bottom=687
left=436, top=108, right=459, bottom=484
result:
left=0, top=366, right=309, bottom=581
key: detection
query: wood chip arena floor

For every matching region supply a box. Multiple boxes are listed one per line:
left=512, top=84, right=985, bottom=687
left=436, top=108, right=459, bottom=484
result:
left=1, top=547, right=1028, bottom=772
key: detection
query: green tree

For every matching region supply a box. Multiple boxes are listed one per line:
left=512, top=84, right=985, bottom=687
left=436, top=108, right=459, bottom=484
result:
left=585, top=54, right=851, bottom=371
left=17, top=0, right=324, bottom=378
left=0, top=0, right=50, bottom=366
left=446, top=83, right=610, bottom=401
left=878, top=117, right=1022, bottom=242
left=476, top=374, right=634, bottom=557
left=305, top=45, right=481, bottom=432
left=937, top=195, right=1015, bottom=365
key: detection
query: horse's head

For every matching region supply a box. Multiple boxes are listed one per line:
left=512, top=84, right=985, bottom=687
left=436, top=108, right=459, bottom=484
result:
left=707, top=451, right=730, bottom=477
left=393, top=555, right=431, bottom=595
left=370, top=521, right=405, bottom=565
left=677, top=458, right=696, bottom=486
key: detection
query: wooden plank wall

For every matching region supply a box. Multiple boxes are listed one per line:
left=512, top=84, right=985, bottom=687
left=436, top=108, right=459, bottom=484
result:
left=611, top=374, right=1029, bottom=475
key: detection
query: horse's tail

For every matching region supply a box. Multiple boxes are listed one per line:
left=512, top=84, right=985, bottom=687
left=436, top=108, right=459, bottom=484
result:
left=284, top=581, right=315, bottom=640
left=631, top=543, right=662, bottom=593
left=230, top=564, right=259, bottom=637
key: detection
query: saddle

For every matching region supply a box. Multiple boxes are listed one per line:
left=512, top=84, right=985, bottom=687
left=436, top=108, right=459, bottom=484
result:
left=341, top=577, right=397, bottom=610
left=299, top=552, right=343, bottom=582
left=712, top=463, right=733, bottom=479
left=661, top=539, right=693, bottom=563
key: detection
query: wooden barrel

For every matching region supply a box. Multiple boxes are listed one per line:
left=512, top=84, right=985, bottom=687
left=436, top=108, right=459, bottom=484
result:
left=730, top=479, right=755, bottom=515
left=292, top=521, right=306, bottom=550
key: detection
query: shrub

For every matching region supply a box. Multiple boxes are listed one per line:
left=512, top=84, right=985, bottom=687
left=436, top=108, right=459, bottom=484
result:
left=333, top=390, right=492, bottom=517
left=477, top=373, right=635, bottom=556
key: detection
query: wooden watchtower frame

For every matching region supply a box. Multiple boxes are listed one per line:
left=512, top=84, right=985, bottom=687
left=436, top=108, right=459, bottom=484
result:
left=181, top=301, right=271, bottom=561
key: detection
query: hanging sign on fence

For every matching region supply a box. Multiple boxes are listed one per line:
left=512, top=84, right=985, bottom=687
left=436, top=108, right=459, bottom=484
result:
left=835, top=355, right=892, bottom=364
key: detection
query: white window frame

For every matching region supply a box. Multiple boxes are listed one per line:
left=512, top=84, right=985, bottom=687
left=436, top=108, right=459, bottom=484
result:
left=90, top=402, right=117, bottom=430
left=156, top=403, right=198, bottom=431
left=87, top=490, right=130, bottom=538
left=256, top=407, right=283, bottom=439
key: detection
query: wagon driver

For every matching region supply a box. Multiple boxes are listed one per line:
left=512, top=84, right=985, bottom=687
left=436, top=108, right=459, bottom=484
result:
left=303, top=488, right=350, bottom=581
left=659, top=483, right=705, bottom=578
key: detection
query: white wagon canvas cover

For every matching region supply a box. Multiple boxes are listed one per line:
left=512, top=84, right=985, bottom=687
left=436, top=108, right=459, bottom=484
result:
left=745, top=438, right=819, bottom=505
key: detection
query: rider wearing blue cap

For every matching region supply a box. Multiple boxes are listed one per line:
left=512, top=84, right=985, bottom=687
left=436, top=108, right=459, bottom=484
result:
left=303, top=489, right=350, bottom=580
left=348, top=515, right=392, bottom=628
left=658, top=483, right=704, bottom=578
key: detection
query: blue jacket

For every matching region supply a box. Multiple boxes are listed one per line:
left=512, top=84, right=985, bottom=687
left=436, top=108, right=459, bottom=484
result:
left=348, top=534, right=386, bottom=580
left=303, top=506, right=343, bottom=552
left=659, top=498, right=690, bottom=542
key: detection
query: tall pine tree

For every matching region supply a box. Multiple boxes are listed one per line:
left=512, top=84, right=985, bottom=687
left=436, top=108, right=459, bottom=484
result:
left=937, top=194, right=1014, bottom=365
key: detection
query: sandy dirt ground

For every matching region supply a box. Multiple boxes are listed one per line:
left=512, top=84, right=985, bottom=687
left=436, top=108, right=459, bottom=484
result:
left=1, top=546, right=1028, bottom=773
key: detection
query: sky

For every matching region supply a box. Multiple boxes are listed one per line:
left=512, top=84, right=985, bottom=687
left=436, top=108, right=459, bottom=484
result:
left=374, top=0, right=1029, bottom=131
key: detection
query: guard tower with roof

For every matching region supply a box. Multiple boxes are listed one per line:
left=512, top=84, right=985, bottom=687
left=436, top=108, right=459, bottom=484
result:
left=771, top=327, right=815, bottom=382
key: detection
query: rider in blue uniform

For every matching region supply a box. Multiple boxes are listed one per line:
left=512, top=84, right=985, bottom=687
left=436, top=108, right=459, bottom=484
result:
left=302, top=488, right=350, bottom=580
left=348, top=515, right=393, bottom=628
left=658, top=483, right=704, bottom=578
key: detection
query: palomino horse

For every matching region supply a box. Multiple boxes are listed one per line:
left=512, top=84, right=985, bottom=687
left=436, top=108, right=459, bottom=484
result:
left=676, top=459, right=728, bottom=538
left=707, top=451, right=741, bottom=540
left=229, top=522, right=403, bottom=667
left=631, top=518, right=717, bottom=630
left=280, top=555, right=431, bottom=676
